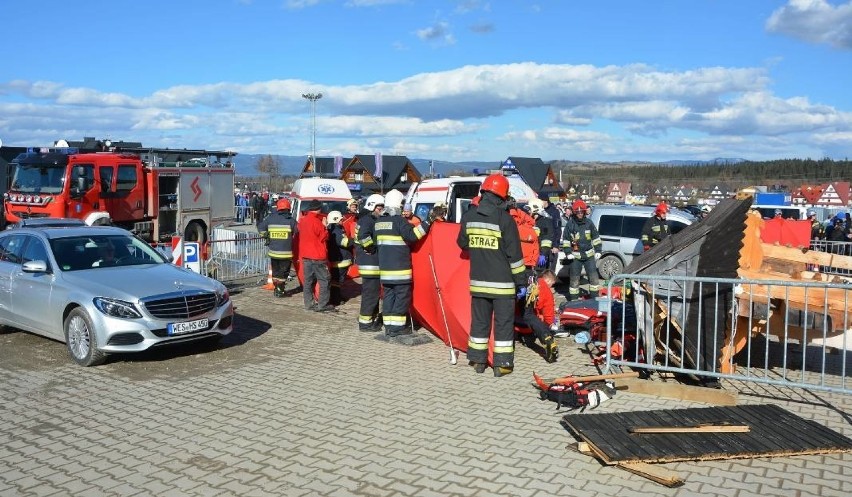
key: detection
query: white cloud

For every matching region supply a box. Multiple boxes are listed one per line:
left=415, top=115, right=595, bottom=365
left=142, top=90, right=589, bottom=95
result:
left=1, top=61, right=850, bottom=161
left=285, top=0, right=321, bottom=9
left=416, top=22, right=456, bottom=44
left=345, top=0, right=408, bottom=6
left=766, top=0, right=852, bottom=49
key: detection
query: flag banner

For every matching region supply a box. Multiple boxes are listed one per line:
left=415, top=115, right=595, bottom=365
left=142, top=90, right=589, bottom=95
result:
left=334, top=155, right=343, bottom=175
left=375, top=152, right=383, bottom=178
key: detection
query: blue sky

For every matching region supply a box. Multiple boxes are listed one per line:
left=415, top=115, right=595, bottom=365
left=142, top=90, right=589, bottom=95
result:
left=1, top=0, right=850, bottom=163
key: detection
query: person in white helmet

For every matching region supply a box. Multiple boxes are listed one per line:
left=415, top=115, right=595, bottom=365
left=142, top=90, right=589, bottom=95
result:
left=374, top=189, right=430, bottom=337
left=355, top=194, right=385, bottom=331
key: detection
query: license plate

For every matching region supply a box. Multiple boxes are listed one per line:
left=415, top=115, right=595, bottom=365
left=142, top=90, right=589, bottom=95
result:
left=167, top=318, right=209, bottom=335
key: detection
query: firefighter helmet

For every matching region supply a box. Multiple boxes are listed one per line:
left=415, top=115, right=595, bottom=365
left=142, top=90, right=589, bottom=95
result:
left=481, top=174, right=510, bottom=199
left=276, top=198, right=291, bottom=211
left=527, top=199, right=544, bottom=215
left=572, top=199, right=587, bottom=211
left=364, top=194, right=385, bottom=211
left=655, top=202, right=668, bottom=215
left=327, top=210, right=343, bottom=224
left=384, top=189, right=405, bottom=210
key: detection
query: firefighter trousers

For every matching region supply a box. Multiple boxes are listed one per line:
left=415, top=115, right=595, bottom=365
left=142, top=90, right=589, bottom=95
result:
left=568, top=257, right=599, bottom=299
left=270, top=257, right=292, bottom=285
left=358, top=277, right=381, bottom=329
left=381, top=283, right=411, bottom=335
left=468, top=297, right=515, bottom=368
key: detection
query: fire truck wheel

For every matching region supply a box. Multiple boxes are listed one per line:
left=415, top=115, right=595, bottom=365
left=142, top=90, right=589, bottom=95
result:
left=184, top=221, right=206, bottom=244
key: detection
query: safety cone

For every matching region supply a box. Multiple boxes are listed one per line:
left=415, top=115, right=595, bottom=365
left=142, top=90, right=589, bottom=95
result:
left=262, top=266, right=274, bottom=290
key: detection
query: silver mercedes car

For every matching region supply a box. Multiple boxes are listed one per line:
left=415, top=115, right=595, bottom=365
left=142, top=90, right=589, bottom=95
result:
left=0, top=224, right=233, bottom=366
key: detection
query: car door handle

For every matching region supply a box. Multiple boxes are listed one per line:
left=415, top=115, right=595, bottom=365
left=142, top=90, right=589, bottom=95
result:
left=601, top=236, right=619, bottom=242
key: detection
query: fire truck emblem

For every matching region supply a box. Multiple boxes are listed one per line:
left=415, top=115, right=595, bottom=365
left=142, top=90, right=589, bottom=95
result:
left=191, top=177, right=202, bottom=202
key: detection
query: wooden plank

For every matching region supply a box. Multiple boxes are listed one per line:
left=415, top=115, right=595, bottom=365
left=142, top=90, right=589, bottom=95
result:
left=616, top=462, right=685, bottom=488
left=762, top=243, right=852, bottom=270
left=617, top=377, right=738, bottom=406
left=629, top=425, right=750, bottom=434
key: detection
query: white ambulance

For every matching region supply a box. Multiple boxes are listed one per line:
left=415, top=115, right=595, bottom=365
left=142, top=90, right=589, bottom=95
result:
left=289, top=178, right=353, bottom=221
left=404, top=173, right=538, bottom=223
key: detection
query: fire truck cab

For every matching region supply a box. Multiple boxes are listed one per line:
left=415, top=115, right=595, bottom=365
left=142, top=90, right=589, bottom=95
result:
left=4, top=146, right=235, bottom=244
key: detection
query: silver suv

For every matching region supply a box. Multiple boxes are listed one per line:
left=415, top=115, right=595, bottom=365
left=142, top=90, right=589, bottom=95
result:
left=556, top=205, right=694, bottom=280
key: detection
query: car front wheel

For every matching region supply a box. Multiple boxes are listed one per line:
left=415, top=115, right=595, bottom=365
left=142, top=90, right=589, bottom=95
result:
left=64, top=308, right=107, bottom=367
left=597, top=254, right=624, bottom=280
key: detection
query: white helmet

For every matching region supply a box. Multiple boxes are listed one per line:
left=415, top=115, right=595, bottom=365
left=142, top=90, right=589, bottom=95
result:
left=364, top=194, right=385, bottom=211
left=527, top=199, right=544, bottom=216
left=384, top=189, right=405, bottom=210
left=327, top=210, right=343, bottom=224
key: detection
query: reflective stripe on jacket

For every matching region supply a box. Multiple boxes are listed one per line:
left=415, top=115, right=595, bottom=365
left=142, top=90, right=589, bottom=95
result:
left=258, top=211, right=296, bottom=259
left=457, top=193, right=526, bottom=298
left=354, top=212, right=380, bottom=278
left=561, top=216, right=602, bottom=260
left=375, top=215, right=429, bottom=283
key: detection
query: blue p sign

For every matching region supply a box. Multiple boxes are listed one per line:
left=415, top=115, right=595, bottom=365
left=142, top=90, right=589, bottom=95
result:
left=184, top=242, right=199, bottom=263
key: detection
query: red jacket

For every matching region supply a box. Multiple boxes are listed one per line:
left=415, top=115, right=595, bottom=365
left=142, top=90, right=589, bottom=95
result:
left=534, top=278, right=555, bottom=325
left=298, top=211, right=329, bottom=260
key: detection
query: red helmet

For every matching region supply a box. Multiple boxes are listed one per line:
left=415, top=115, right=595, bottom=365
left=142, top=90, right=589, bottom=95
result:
left=655, top=202, right=668, bottom=215
left=572, top=199, right=587, bottom=211
left=276, top=198, right=291, bottom=211
left=481, top=174, right=509, bottom=199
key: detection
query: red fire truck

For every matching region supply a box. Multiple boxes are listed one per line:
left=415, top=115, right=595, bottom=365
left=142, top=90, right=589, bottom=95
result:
left=3, top=145, right=236, bottom=244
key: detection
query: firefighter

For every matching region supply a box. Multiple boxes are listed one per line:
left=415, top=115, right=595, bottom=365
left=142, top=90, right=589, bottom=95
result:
left=538, top=193, right=561, bottom=272
left=355, top=194, right=385, bottom=331
left=258, top=198, right=297, bottom=297
left=374, top=190, right=430, bottom=337
left=341, top=198, right=359, bottom=239
left=326, top=210, right=353, bottom=306
left=641, top=202, right=670, bottom=251
left=297, top=200, right=335, bottom=312
left=561, top=199, right=602, bottom=300
left=527, top=199, right=553, bottom=272
left=457, top=174, right=527, bottom=377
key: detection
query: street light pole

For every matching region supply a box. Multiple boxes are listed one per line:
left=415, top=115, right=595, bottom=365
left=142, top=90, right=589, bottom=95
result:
left=302, top=92, right=323, bottom=170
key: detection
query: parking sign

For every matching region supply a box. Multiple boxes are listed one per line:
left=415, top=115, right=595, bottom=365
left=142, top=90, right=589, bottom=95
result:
left=183, top=242, right=201, bottom=273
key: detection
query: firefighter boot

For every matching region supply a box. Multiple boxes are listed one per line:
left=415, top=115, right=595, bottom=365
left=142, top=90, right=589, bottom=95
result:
left=273, top=284, right=287, bottom=298
left=543, top=336, right=559, bottom=363
left=493, top=366, right=514, bottom=377
left=469, top=361, right=487, bottom=374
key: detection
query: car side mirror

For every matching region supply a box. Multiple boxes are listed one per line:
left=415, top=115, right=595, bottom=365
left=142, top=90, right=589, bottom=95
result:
left=22, top=260, right=49, bottom=273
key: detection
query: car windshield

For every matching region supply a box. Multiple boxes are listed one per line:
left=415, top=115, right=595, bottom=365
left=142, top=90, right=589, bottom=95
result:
left=10, top=163, right=66, bottom=194
left=50, top=234, right=168, bottom=271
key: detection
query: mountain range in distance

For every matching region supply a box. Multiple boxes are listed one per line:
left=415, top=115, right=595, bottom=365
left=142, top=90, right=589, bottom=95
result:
left=230, top=154, right=746, bottom=177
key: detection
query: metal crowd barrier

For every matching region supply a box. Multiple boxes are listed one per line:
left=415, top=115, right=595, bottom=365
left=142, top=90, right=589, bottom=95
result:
left=809, top=240, right=852, bottom=276
left=207, top=228, right=269, bottom=284
left=602, top=274, right=851, bottom=394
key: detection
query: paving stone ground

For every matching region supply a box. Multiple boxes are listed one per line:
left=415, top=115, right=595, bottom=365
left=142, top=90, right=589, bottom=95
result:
left=0, top=283, right=850, bottom=497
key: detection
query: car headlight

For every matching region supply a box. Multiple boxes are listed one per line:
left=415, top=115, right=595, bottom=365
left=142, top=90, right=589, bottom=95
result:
left=216, top=287, right=230, bottom=307
left=93, top=297, right=142, bottom=319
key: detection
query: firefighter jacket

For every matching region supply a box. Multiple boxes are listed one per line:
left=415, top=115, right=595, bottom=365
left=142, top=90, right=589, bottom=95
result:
left=641, top=215, right=669, bottom=248
left=533, top=213, right=553, bottom=251
left=510, top=207, right=539, bottom=268
left=561, top=215, right=602, bottom=260
left=457, top=192, right=527, bottom=299
left=258, top=210, right=296, bottom=259
left=374, top=215, right=429, bottom=284
left=354, top=211, right=380, bottom=278
left=327, top=224, right=353, bottom=269
left=544, top=202, right=561, bottom=248
left=297, top=210, right=328, bottom=260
